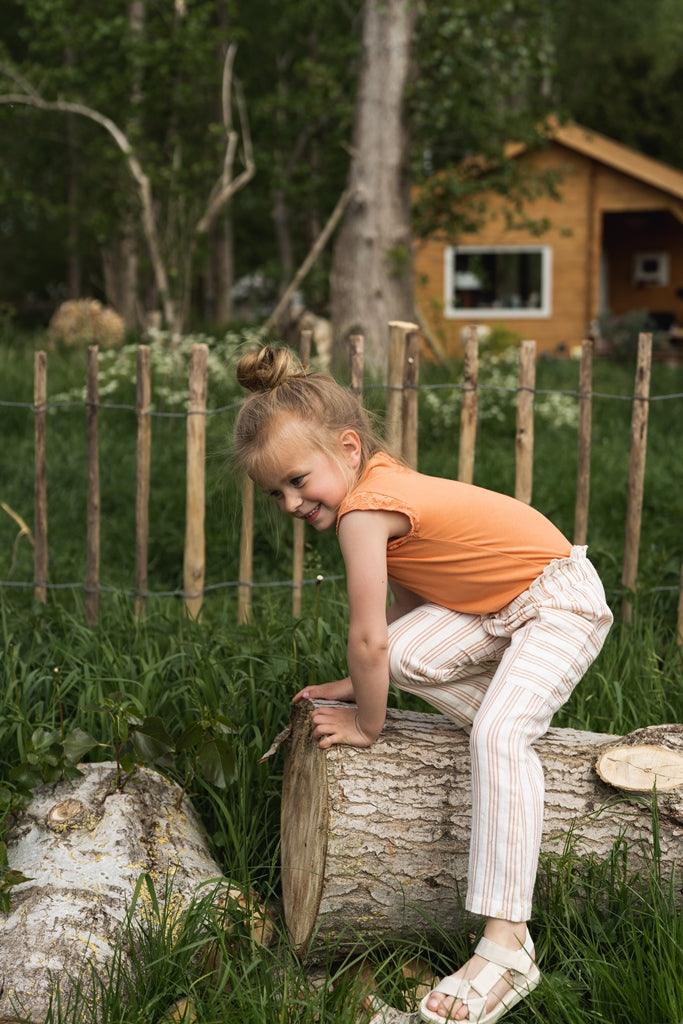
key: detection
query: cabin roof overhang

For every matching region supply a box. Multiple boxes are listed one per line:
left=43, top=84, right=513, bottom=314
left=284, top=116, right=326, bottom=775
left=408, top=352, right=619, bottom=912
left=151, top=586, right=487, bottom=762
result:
left=507, top=120, right=683, bottom=204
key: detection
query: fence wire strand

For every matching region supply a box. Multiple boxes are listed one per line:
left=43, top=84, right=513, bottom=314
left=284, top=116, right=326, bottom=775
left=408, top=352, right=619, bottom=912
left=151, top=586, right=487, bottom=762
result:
left=1, top=383, right=683, bottom=417
left=0, top=577, right=676, bottom=601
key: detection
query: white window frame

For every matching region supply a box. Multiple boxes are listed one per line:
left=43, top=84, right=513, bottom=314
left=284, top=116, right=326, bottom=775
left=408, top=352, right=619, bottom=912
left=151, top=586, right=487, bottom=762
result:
left=444, top=244, right=553, bottom=319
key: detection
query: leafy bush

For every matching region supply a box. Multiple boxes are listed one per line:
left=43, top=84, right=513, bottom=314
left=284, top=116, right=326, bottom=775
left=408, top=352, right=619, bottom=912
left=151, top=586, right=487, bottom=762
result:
left=597, top=309, right=668, bottom=361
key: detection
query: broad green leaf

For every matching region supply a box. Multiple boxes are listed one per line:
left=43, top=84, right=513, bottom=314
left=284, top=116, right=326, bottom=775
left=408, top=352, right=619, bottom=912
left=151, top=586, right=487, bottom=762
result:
left=197, top=741, right=226, bottom=788
left=138, top=716, right=174, bottom=748
left=176, top=723, right=205, bottom=751
left=63, top=728, right=98, bottom=764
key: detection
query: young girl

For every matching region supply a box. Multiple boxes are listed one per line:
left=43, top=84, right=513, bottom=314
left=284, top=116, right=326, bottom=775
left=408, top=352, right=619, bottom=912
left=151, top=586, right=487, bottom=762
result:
left=233, top=345, right=613, bottom=1024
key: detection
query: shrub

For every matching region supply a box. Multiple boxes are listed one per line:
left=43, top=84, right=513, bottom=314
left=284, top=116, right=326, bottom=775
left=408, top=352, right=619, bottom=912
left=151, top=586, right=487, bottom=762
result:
left=48, top=299, right=125, bottom=350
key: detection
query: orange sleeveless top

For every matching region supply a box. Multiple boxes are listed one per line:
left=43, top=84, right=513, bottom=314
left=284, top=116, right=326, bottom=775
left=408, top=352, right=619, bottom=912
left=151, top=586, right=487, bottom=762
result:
left=336, top=452, right=571, bottom=614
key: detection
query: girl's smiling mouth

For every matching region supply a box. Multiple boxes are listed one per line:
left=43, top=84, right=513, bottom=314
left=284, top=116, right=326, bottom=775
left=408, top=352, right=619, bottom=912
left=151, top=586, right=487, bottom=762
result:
left=304, top=503, right=321, bottom=522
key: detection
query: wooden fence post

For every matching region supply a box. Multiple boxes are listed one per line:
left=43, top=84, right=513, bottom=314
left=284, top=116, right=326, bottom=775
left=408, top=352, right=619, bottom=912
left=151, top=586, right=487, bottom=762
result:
left=386, top=321, right=417, bottom=454
left=238, top=477, right=254, bottom=625
left=349, top=333, right=364, bottom=399
left=573, top=338, right=593, bottom=545
left=85, top=346, right=100, bottom=626
left=457, top=326, right=479, bottom=484
left=514, top=340, right=536, bottom=504
left=183, top=343, right=208, bottom=621
left=292, top=330, right=312, bottom=617
left=621, top=333, right=652, bottom=624
left=402, top=328, right=420, bottom=468
left=134, top=346, right=151, bottom=618
left=33, top=351, right=48, bottom=604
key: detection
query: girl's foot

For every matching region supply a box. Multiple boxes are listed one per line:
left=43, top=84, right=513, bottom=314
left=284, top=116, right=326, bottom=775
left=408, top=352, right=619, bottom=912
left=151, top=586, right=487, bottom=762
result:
left=423, top=919, right=533, bottom=1021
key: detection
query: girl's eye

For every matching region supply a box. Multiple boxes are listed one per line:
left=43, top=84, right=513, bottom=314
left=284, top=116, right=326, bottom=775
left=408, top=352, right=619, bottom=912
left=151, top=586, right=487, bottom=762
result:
left=290, top=476, right=305, bottom=487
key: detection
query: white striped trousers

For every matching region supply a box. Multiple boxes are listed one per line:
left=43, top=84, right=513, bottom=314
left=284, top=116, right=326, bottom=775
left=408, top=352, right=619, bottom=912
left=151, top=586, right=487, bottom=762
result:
left=387, top=545, right=613, bottom=922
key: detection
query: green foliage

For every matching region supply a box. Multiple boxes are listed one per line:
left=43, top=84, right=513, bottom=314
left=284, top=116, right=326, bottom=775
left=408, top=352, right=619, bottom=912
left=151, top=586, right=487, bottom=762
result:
left=0, top=838, right=32, bottom=912
left=597, top=310, right=669, bottom=361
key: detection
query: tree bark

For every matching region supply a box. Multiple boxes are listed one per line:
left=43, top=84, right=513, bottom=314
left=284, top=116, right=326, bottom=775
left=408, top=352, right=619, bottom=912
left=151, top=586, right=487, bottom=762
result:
left=211, top=207, right=234, bottom=325
left=281, top=702, right=683, bottom=956
left=330, top=0, right=416, bottom=377
left=272, top=186, right=294, bottom=294
left=0, top=763, right=224, bottom=1022
left=65, top=48, right=81, bottom=300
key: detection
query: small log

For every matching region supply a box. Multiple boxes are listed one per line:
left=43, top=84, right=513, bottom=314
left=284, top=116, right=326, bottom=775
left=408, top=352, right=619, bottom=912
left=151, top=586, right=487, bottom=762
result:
left=401, top=329, right=420, bottom=469
left=85, top=345, right=100, bottom=625
left=621, top=333, right=652, bottom=623
left=183, top=343, right=208, bottom=620
left=238, top=476, right=254, bottom=625
left=281, top=702, right=683, bottom=954
left=134, top=345, right=152, bottom=618
left=349, top=333, right=364, bottom=398
left=457, top=327, right=478, bottom=484
left=0, top=764, right=224, bottom=1022
left=33, top=351, right=48, bottom=604
left=595, top=725, right=683, bottom=792
left=514, top=340, right=536, bottom=504
left=573, top=338, right=593, bottom=545
left=292, top=330, right=312, bottom=617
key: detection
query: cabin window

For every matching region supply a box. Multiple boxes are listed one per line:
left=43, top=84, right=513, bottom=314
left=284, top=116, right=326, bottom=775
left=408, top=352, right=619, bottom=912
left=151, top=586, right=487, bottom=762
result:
left=444, top=245, right=552, bottom=318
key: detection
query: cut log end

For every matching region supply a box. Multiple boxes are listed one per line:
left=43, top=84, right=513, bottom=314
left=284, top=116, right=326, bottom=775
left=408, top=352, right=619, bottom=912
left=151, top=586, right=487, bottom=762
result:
left=281, top=701, right=329, bottom=949
left=595, top=741, right=683, bottom=792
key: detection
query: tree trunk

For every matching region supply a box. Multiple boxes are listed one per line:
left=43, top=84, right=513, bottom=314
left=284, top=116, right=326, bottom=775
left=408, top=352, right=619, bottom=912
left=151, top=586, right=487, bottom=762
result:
left=281, top=702, right=683, bottom=955
left=330, top=0, right=416, bottom=377
left=0, top=763, right=224, bottom=1022
left=65, top=46, right=82, bottom=299
left=212, top=208, right=234, bottom=325
left=100, top=219, right=138, bottom=329
left=273, top=185, right=295, bottom=295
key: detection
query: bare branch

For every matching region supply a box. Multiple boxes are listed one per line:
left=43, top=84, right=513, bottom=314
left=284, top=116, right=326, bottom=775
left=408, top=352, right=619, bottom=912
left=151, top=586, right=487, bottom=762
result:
left=0, top=62, right=40, bottom=99
left=0, top=88, right=176, bottom=330
left=195, top=74, right=255, bottom=237
left=221, top=42, right=237, bottom=137
left=260, top=186, right=356, bottom=338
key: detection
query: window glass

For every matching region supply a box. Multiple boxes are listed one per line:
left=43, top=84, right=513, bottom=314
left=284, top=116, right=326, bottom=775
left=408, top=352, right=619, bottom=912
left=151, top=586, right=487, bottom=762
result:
left=453, top=249, right=544, bottom=311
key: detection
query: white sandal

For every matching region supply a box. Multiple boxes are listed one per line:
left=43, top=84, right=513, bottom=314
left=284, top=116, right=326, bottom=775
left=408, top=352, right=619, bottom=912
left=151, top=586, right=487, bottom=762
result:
left=419, top=928, right=541, bottom=1024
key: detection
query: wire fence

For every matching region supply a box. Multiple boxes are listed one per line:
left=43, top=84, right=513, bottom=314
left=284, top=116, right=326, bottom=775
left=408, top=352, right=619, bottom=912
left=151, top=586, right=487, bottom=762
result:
left=1, top=329, right=682, bottom=637
left=1, top=381, right=683, bottom=417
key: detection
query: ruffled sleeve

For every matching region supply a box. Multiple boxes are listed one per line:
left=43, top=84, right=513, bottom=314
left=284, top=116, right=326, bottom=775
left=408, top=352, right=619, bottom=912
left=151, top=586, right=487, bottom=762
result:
left=336, top=490, right=419, bottom=549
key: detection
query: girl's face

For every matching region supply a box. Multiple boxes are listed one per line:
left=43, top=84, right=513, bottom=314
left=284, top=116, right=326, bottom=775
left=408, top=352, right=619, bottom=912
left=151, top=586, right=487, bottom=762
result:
left=258, top=419, right=362, bottom=531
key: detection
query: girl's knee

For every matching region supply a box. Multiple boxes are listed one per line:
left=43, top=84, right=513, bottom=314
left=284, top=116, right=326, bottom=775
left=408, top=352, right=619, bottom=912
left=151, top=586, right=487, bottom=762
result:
left=470, top=696, right=551, bottom=755
left=387, top=625, right=418, bottom=686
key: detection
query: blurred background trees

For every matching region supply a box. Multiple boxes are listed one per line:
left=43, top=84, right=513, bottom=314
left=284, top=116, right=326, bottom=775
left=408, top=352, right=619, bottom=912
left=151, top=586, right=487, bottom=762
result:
left=1, top=0, right=683, bottom=341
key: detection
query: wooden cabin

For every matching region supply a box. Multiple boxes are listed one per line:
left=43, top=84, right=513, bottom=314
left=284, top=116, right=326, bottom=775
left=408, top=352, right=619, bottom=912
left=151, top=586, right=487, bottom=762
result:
left=415, top=121, right=683, bottom=356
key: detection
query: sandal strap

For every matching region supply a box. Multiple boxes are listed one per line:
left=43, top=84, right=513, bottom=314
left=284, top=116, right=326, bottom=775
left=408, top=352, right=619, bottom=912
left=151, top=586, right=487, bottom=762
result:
left=474, top=933, right=535, bottom=974
left=431, top=974, right=472, bottom=1000
left=428, top=977, right=487, bottom=1022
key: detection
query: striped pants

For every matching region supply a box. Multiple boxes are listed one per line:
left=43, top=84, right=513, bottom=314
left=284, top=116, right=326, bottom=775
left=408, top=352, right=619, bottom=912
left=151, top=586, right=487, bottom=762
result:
left=387, top=545, right=613, bottom=922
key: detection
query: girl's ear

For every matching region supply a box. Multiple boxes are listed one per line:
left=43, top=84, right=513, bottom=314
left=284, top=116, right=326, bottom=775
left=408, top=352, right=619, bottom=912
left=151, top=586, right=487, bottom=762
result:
left=339, top=428, right=362, bottom=470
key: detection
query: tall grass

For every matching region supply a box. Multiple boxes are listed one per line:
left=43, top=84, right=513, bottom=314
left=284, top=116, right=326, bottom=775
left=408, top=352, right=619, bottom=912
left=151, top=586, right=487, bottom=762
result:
left=0, top=593, right=681, bottom=1022
left=0, top=335, right=682, bottom=1022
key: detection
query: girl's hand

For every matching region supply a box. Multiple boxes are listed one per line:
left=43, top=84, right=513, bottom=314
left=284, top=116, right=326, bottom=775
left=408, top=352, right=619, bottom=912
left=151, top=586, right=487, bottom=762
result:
left=291, top=678, right=355, bottom=704
left=311, top=706, right=377, bottom=749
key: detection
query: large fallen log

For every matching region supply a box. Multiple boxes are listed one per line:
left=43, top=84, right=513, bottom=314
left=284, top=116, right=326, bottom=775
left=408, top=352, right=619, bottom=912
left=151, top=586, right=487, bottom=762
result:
left=281, top=701, right=683, bottom=954
left=0, top=762, right=226, bottom=1022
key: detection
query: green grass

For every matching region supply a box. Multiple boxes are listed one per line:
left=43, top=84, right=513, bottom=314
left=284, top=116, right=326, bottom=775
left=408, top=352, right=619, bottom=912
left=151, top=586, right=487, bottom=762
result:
left=0, top=334, right=682, bottom=1022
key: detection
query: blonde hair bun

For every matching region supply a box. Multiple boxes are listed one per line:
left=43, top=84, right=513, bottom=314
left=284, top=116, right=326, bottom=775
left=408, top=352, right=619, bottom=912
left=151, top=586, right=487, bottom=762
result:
left=236, top=345, right=304, bottom=393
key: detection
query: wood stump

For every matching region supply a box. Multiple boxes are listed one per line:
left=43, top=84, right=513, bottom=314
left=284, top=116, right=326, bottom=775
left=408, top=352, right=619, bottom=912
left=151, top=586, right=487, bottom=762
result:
left=281, top=701, right=683, bottom=954
left=0, top=763, right=225, bottom=1022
